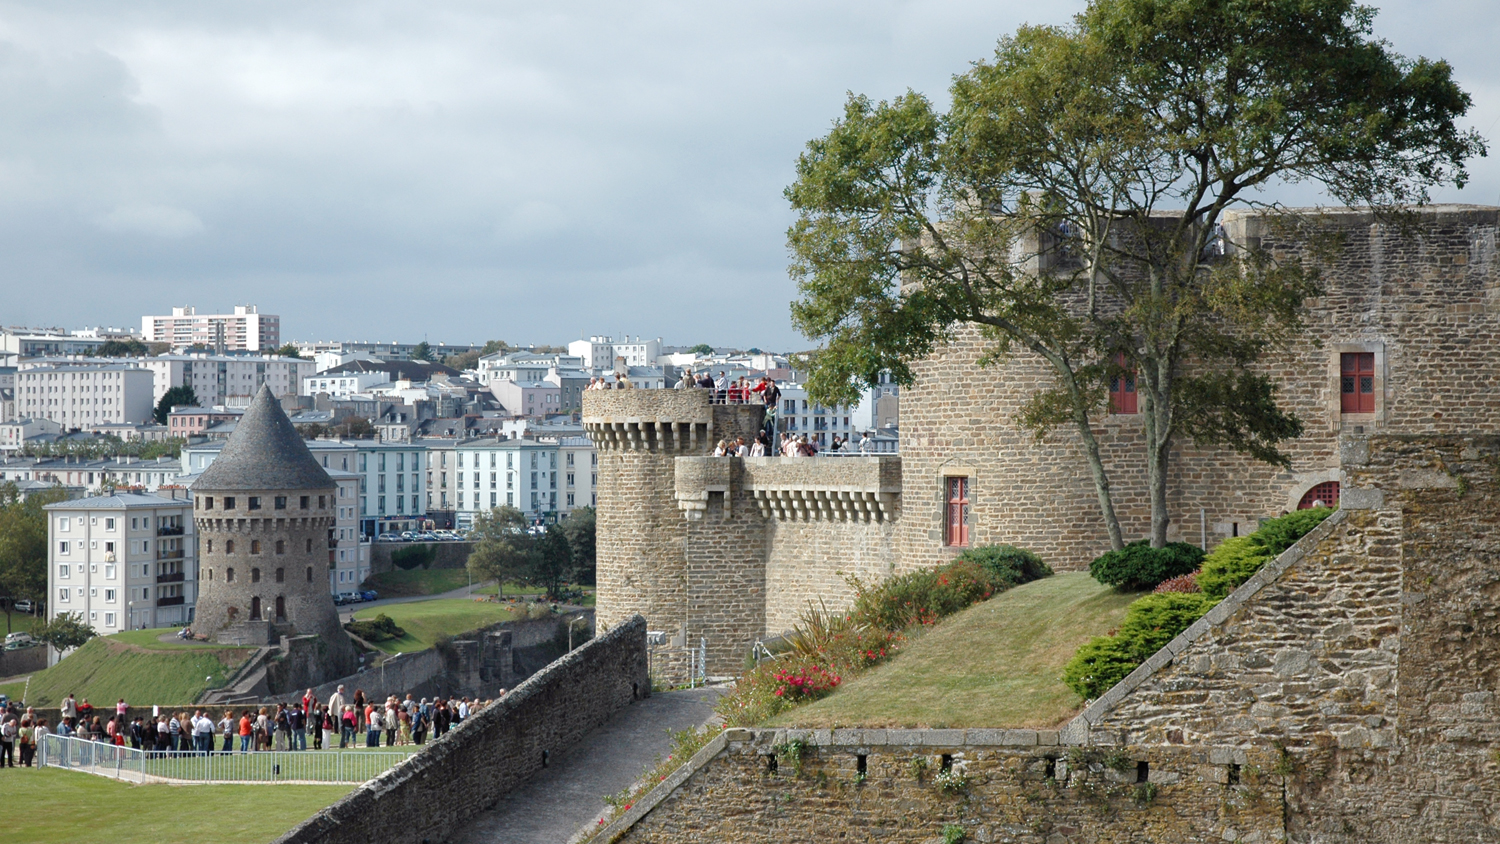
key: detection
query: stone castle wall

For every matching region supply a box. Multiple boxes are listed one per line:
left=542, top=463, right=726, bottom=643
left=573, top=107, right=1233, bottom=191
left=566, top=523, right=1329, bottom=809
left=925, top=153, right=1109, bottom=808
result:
left=896, top=206, right=1500, bottom=571
left=274, top=615, right=650, bottom=844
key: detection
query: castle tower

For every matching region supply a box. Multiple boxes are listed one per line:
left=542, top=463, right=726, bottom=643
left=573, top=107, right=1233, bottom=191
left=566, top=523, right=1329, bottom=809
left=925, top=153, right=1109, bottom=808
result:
left=191, top=386, right=356, bottom=674
left=583, top=390, right=763, bottom=680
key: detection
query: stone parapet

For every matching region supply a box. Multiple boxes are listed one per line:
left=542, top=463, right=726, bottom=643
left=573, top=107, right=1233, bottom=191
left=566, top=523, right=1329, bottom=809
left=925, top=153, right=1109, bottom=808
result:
left=673, top=455, right=903, bottom=522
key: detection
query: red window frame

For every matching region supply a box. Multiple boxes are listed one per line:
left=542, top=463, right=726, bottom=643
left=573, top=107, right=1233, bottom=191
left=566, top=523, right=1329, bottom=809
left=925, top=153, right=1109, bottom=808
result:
left=1109, top=353, right=1137, bottom=414
left=945, top=477, right=970, bottom=548
left=1340, top=353, right=1375, bottom=413
left=1298, top=481, right=1340, bottom=510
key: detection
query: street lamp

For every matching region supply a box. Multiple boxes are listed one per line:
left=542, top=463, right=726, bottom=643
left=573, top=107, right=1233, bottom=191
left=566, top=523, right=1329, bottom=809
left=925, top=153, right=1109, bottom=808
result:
left=567, top=615, right=588, bottom=652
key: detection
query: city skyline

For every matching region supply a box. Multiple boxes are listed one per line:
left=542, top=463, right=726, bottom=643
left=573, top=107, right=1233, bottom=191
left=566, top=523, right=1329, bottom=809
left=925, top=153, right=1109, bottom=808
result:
left=1, top=1, right=1496, bottom=349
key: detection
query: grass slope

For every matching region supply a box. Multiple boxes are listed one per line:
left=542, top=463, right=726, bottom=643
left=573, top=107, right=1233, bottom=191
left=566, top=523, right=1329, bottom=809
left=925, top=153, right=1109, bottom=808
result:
left=352, top=598, right=521, bottom=654
left=15, top=634, right=254, bottom=708
left=770, top=572, right=1135, bottom=729
left=361, top=568, right=474, bottom=598
left=6, top=769, right=352, bottom=844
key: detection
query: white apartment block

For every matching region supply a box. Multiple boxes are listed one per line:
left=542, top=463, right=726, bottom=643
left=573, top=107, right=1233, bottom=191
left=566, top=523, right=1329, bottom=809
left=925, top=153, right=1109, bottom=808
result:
left=0, top=456, right=184, bottom=495
left=0, top=328, right=111, bottom=362
left=0, top=417, right=61, bottom=452
left=423, top=439, right=459, bottom=514
left=142, top=306, right=280, bottom=352
left=777, top=385, right=857, bottom=447
left=558, top=436, right=597, bottom=511
left=453, top=438, right=559, bottom=529
left=567, top=336, right=662, bottom=371
left=300, top=371, right=391, bottom=398
left=45, top=493, right=197, bottom=657
left=327, top=470, right=371, bottom=593
left=478, top=353, right=585, bottom=384
left=490, top=380, right=563, bottom=419
left=14, top=366, right=155, bottom=428
left=142, top=355, right=313, bottom=407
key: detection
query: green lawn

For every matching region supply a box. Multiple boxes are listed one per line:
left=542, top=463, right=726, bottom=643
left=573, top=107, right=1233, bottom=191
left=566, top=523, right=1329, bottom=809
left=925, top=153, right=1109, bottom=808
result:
left=11, top=633, right=255, bottom=708
left=352, top=598, right=522, bottom=654
left=769, top=572, right=1136, bottom=730
left=5, top=768, right=353, bottom=844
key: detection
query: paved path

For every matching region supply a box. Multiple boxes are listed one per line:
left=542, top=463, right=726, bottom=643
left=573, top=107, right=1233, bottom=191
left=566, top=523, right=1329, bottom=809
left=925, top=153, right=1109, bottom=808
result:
left=448, top=686, right=724, bottom=844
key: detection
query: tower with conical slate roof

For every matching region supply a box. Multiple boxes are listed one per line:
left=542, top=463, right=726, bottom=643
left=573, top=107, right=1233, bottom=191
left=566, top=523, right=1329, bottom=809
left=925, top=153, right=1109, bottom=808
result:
left=191, top=386, right=356, bottom=675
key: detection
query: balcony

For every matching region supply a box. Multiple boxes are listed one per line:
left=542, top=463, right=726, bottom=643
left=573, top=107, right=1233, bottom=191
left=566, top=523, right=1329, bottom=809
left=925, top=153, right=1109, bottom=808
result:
left=156, top=595, right=185, bottom=607
left=157, top=549, right=185, bottom=561
left=156, top=571, right=184, bottom=584
left=156, top=525, right=184, bottom=537
left=328, top=539, right=339, bottom=549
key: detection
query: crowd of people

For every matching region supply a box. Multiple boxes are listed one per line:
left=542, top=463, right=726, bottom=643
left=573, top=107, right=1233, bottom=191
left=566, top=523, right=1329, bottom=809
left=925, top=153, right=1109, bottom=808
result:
left=0, top=685, right=502, bottom=766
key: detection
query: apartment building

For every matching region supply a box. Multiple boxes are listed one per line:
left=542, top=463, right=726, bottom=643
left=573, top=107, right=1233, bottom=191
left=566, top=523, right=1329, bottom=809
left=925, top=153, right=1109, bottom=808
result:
left=567, top=336, right=662, bottom=370
left=327, top=469, right=371, bottom=592
left=13, top=365, right=155, bottom=427
left=141, top=306, right=279, bottom=352
left=558, top=436, right=597, bottom=511
left=142, top=354, right=313, bottom=406
left=44, top=493, right=197, bottom=657
left=452, top=438, right=559, bottom=529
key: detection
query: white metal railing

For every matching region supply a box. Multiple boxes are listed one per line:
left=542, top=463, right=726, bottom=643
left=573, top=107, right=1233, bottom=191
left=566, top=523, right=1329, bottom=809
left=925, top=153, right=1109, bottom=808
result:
left=38, top=733, right=407, bottom=784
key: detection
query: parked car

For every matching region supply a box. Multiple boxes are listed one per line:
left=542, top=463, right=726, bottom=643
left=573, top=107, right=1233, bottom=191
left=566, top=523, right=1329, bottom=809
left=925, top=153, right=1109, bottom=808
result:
left=4, top=632, right=34, bottom=647
left=13, top=600, right=34, bottom=613
left=360, top=590, right=378, bottom=602
left=335, top=591, right=362, bottom=605
left=375, top=534, right=402, bottom=543
left=435, top=530, right=461, bottom=541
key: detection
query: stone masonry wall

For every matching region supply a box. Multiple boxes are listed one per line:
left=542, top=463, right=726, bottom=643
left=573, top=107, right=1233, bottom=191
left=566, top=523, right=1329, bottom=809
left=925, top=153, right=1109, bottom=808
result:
left=896, top=206, right=1500, bottom=572
left=274, top=615, right=650, bottom=844
left=604, top=728, right=1283, bottom=844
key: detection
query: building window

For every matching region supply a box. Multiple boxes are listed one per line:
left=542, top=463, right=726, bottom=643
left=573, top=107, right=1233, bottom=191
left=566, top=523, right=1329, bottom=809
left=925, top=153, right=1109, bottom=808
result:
left=59, top=587, right=69, bottom=603
left=945, top=477, right=971, bottom=548
left=250, top=596, right=261, bottom=620
left=1109, top=353, right=1137, bottom=414
left=1341, top=353, right=1375, bottom=413
left=275, top=496, right=287, bottom=510
left=224, top=497, right=236, bottom=510
left=206, top=539, right=213, bottom=553
left=104, top=518, right=115, bottom=531
left=104, top=589, right=116, bottom=602
left=59, top=541, right=70, bottom=555
left=251, top=567, right=261, bottom=582
left=59, top=564, right=69, bottom=578
left=248, top=497, right=261, bottom=510
left=251, top=540, right=261, bottom=555
left=105, top=612, right=115, bottom=627
left=276, top=596, right=286, bottom=619
left=226, top=568, right=234, bottom=582
left=1299, top=481, right=1340, bottom=509
left=306, top=538, right=313, bottom=553
left=307, top=566, right=313, bottom=583
left=275, top=540, right=285, bottom=554
left=300, top=495, right=310, bottom=510
left=275, top=567, right=284, bottom=583
left=225, top=540, right=235, bottom=554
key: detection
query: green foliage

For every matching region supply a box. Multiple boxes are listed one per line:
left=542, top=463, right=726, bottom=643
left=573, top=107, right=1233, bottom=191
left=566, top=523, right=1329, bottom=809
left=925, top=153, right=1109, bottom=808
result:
left=847, top=558, right=1007, bottom=632
left=559, top=507, right=596, bottom=586
left=688, top=343, right=715, bottom=356
left=271, top=343, right=305, bottom=359
left=34, top=611, right=98, bottom=651
left=467, top=507, right=574, bottom=599
left=343, top=613, right=406, bottom=643
left=154, top=385, right=199, bottom=424
left=409, top=341, right=433, bottom=361
left=20, top=436, right=183, bottom=461
left=1089, top=540, right=1204, bottom=591
left=96, top=338, right=149, bottom=357
left=943, top=823, right=967, bottom=844
left=1064, top=592, right=1217, bottom=699
left=785, top=0, right=1483, bottom=553
left=1198, top=508, right=1335, bottom=598
left=0, top=483, right=70, bottom=613
left=390, top=544, right=436, bottom=571
left=956, top=544, right=1052, bottom=585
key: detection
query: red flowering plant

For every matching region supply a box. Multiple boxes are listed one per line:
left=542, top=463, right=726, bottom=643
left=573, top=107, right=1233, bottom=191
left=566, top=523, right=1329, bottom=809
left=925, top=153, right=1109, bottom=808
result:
left=1153, top=571, right=1202, bottom=593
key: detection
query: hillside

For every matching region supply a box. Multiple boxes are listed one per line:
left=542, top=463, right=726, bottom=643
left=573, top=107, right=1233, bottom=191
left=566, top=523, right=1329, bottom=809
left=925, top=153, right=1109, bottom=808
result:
left=2, top=631, right=255, bottom=708
left=769, top=572, right=1135, bottom=729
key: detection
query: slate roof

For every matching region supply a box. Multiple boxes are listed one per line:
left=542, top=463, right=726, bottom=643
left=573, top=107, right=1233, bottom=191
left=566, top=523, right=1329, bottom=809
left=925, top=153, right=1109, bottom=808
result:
left=191, top=385, right=334, bottom=492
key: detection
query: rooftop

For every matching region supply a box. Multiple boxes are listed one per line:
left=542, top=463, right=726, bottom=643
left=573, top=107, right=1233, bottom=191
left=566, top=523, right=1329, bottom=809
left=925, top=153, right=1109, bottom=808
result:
left=45, top=492, right=192, bottom=510
left=191, top=385, right=335, bottom=492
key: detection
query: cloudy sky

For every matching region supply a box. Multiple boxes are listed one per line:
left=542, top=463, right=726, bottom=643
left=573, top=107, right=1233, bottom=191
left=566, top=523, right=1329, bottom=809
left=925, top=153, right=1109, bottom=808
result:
left=1, top=1, right=1496, bottom=351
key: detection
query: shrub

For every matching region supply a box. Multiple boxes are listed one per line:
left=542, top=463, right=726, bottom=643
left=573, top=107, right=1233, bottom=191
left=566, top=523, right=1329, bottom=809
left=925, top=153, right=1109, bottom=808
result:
left=1153, top=572, right=1202, bottom=593
left=344, top=613, right=406, bottom=643
left=1197, top=508, right=1335, bottom=599
left=955, top=544, right=1052, bottom=586
left=1088, top=540, right=1205, bottom=591
left=391, top=545, right=436, bottom=571
left=1063, top=592, right=1217, bottom=699
left=847, top=558, right=999, bottom=632
left=1063, top=635, right=1139, bottom=700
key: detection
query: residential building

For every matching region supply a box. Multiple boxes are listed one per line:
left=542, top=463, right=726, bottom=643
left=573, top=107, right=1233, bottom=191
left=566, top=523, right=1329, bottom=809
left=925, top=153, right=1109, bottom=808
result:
left=44, top=492, right=197, bottom=655
left=490, top=379, right=562, bottom=419
left=0, top=366, right=15, bottom=422
left=141, top=305, right=279, bottom=352
left=167, top=406, right=244, bottom=438
left=292, top=340, right=485, bottom=363
left=558, top=436, right=598, bottom=511
left=328, top=469, right=371, bottom=593
left=0, top=328, right=112, bottom=361
left=0, top=455, right=185, bottom=495
left=775, top=384, right=858, bottom=447
left=140, top=354, right=313, bottom=406
left=13, top=365, right=156, bottom=427
left=299, top=370, right=392, bottom=398
left=452, top=438, right=559, bottom=529
left=422, top=439, right=460, bottom=526
left=568, top=336, right=662, bottom=371
left=0, top=417, right=62, bottom=453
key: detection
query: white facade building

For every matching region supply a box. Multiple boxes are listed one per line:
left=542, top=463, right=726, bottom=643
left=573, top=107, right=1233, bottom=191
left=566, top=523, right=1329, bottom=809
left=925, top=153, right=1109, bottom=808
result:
left=0, top=418, right=62, bottom=453
left=328, top=470, right=371, bottom=593
left=141, top=354, right=313, bottom=407
left=567, top=336, right=662, bottom=371
left=300, top=371, right=391, bottom=398
left=453, top=438, right=558, bottom=529
left=14, top=366, right=156, bottom=427
left=44, top=493, right=197, bottom=657
left=776, top=385, right=857, bottom=448
left=558, top=436, right=597, bottom=511
left=142, top=306, right=280, bottom=352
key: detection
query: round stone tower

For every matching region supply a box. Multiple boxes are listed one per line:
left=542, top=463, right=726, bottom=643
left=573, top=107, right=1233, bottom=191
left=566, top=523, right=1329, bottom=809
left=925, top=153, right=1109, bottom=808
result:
left=191, top=386, right=356, bottom=674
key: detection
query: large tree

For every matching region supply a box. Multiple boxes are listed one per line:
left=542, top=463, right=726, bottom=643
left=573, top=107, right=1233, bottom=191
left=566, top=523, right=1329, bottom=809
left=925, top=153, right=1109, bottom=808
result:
left=466, top=506, right=533, bottom=598
left=787, top=0, right=1482, bottom=548
left=0, top=483, right=69, bottom=633
left=154, top=385, right=199, bottom=425
left=560, top=507, right=596, bottom=586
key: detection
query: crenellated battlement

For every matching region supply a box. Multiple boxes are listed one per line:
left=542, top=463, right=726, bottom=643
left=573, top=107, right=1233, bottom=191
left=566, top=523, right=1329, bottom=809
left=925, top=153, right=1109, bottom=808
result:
left=673, top=455, right=902, bottom=522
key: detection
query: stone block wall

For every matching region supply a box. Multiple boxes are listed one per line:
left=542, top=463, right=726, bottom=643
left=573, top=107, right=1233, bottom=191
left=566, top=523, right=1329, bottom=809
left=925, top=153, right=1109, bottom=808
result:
left=274, top=615, right=650, bottom=844
left=896, top=206, right=1500, bottom=572
left=603, top=728, right=1283, bottom=844
left=0, top=644, right=46, bottom=680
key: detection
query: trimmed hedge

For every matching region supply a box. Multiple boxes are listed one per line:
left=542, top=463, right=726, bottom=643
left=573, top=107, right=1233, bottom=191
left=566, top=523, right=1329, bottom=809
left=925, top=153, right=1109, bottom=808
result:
left=1064, top=507, right=1336, bottom=701
left=956, top=544, right=1054, bottom=586
left=1088, top=540, right=1205, bottom=591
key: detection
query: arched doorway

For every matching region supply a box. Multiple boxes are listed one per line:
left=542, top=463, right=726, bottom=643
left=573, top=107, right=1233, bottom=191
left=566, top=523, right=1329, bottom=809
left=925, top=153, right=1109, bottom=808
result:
left=250, top=596, right=262, bottom=620
left=275, top=596, right=286, bottom=620
left=1298, top=481, right=1340, bottom=509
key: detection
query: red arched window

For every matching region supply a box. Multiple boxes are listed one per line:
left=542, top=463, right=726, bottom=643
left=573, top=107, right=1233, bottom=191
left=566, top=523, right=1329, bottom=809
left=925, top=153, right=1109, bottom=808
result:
left=945, top=477, right=970, bottom=547
left=1109, top=353, right=1137, bottom=414
left=1298, top=481, right=1339, bottom=510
